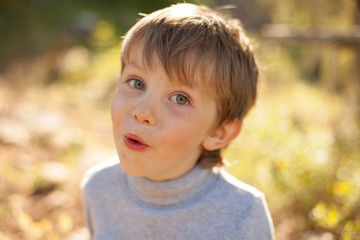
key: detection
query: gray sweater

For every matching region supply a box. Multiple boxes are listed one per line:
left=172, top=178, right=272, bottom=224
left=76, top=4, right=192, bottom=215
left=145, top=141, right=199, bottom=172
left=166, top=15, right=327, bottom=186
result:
left=81, top=157, right=274, bottom=240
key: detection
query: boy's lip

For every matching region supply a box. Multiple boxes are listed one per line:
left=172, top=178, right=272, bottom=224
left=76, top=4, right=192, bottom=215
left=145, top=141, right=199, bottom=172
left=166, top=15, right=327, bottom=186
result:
left=123, top=133, right=149, bottom=151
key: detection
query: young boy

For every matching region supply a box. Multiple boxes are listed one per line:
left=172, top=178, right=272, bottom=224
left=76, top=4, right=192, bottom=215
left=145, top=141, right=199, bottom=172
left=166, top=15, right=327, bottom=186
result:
left=82, top=3, right=274, bottom=240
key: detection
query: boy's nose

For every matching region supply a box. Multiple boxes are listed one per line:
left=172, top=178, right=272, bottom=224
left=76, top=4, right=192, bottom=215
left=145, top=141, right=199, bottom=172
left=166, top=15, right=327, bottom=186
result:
left=131, top=99, right=156, bottom=126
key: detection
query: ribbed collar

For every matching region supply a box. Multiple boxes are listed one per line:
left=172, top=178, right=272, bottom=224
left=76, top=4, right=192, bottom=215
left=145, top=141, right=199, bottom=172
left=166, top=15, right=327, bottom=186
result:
left=124, top=164, right=216, bottom=207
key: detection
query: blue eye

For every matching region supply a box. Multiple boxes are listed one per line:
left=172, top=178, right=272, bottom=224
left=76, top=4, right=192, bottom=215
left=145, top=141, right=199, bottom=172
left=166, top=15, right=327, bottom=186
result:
left=129, top=79, right=145, bottom=90
left=171, top=94, right=189, bottom=105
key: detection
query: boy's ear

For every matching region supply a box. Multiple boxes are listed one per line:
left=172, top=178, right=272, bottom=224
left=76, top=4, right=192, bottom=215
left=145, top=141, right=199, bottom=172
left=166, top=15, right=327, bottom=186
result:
left=202, top=119, right=242, bottom=151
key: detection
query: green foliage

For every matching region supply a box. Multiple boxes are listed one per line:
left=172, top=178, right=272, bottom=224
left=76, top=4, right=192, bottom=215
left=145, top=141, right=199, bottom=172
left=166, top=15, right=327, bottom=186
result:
left=256, top=0, right=356, bottom=25
left=0, top=0, right=213, bottom=68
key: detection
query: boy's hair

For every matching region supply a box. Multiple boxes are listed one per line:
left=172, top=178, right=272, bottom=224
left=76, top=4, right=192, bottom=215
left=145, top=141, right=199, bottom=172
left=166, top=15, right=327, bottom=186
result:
left=121, top=3, right=258, bottom=167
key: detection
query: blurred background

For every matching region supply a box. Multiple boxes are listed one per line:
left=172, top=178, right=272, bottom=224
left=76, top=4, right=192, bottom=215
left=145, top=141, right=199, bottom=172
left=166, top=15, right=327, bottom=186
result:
left=0, top=0, right=359, bottom=239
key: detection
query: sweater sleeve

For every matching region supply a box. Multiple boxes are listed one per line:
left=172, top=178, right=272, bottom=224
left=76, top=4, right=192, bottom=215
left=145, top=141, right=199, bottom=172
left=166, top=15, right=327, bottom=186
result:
left=244, top=194, right=275, bottom=240
left=83, top=195, right=94, bottom=239
left=81, top=168, right=96, bottom=240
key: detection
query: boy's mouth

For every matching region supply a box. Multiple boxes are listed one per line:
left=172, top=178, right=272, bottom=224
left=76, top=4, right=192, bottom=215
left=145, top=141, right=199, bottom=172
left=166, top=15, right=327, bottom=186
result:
left=123, top=134, right=149, bottom=151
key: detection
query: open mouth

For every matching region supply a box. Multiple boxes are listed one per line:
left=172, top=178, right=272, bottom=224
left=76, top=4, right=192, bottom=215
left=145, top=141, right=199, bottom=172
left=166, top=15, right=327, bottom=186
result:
left=123, top=134, right=149, bottom=151
left=128, top=138, right=141, bottom=144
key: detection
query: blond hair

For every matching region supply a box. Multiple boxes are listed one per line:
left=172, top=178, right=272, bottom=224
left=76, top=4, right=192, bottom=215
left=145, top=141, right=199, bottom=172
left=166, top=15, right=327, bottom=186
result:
left=121, top=3, right=258, bottom=166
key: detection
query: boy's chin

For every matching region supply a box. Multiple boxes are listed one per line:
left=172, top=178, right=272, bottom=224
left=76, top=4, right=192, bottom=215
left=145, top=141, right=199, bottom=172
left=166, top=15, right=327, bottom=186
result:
left=119, top=161, right=142, bottom=177
left=118, top=159, right=156, bottom=180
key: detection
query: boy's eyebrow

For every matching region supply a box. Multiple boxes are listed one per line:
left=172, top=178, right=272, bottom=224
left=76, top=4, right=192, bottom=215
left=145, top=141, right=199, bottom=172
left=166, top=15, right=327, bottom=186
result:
left=125, top=59, right=144, bottom=71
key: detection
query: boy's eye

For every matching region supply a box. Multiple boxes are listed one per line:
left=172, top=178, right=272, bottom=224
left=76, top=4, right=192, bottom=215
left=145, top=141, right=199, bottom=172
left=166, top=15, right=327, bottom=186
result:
left=128, top=79, right=145, bottom=90
left=170, top=94, right=189, bottom=105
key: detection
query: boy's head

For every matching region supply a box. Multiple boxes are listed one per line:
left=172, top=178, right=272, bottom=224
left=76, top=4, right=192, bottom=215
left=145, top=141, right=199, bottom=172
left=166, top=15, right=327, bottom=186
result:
left=116, top=3, right=258, bottom=169
left=122, top=3, right=258, bottom=124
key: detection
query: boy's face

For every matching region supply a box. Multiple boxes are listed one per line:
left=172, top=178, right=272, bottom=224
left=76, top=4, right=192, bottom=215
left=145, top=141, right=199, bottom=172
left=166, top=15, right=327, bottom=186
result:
left=111, top=42, right=218, bottom=181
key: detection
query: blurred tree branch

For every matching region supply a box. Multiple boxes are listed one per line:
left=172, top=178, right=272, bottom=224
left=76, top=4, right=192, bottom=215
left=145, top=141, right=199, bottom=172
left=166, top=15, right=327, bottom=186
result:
left=261, top=25, right=360, bottom=45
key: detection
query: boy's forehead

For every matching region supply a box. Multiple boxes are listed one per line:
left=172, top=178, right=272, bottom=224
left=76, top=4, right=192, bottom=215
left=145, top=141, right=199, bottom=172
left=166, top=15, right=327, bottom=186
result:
left=124, top=40, right=212, bottom=92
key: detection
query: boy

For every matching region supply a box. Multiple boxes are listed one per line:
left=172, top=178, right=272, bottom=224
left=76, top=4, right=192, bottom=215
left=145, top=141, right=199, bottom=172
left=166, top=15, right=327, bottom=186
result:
left=82, top=3, right=274, bottom=240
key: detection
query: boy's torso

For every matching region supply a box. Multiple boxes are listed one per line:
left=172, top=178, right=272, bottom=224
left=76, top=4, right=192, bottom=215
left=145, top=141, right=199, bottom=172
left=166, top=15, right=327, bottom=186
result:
left=82, top=157, right=274, bottom=240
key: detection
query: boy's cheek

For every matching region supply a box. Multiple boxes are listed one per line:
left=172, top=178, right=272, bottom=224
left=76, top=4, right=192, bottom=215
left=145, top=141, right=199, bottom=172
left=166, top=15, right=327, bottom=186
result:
left=110, top=108, right=123, bottom=135
left=111, top=97, right=123, bottom=118
left=110, top=104, right=117, bottom=124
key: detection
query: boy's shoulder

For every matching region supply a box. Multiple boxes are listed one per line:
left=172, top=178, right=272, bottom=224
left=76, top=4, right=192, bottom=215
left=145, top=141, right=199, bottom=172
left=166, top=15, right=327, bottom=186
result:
left=216, top=167, right=264, bottom=199
left=212, top=168, right=274, bottom=238
left=211, top=167, right=270, bottom=222
left=218, top=168, right=264, bottom=197
left=81, top=156, right=121, bottom=191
